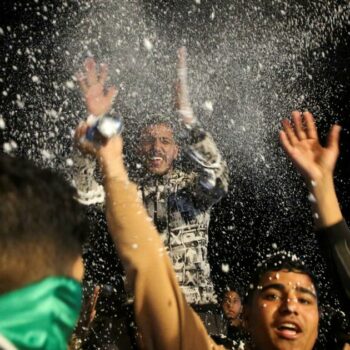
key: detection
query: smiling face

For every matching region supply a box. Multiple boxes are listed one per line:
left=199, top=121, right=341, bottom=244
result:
left=245, top=270, right=319, bottom=350
left=139, top=123, right=179, bottom=175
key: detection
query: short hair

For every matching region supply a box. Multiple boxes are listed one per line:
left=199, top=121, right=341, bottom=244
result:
left=244, top=253, right=319, bottom=306
left=137, top=113, right=180, bottom=141
left=0, top=154, right=88, bottom=294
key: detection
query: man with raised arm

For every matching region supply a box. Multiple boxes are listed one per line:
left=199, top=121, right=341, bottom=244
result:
left=73, top=48, right=229, bottom=338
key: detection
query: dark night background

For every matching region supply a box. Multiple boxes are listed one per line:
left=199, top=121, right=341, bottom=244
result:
left=0, top=0, right=349, bottom=348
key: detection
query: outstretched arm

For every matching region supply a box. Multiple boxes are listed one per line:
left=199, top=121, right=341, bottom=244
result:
left=175, top=47, right=229, bottom=204
left=280, top=110, right=350, bottom=304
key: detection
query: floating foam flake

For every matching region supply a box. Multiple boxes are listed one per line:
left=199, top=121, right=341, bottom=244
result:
left=143, top=38, right=153, bottom=51
left=31, top=75, right=40, bottom=83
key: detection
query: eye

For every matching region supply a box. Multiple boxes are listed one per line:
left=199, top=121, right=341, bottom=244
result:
left=263, top=293, right=280, bottom=301
left=160, top=138, right=172, bottom=145
left=298, top=297, right=312, bottom=305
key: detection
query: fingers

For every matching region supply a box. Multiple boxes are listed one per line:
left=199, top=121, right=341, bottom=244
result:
left=292, top=111, right=307, bottom=140
left=282, top=111, right=319, bottom=144
left=281, top=118, right=299, bottom=146
left=78, top=59, right=111, bottom=91
left=74, top=122, right=97, bottom=156
left=303, top=111, right=318, bottom=140
left=85, top=57, right=98, bottom=86
left=99, top=63, right=109, bottom=86
left=74, top=122, right=88, bottom=143
left=106, top=86, right=118, bottom=103
left=326, top=124, right=341, bottom=153
left=279, top=129, right=294, bottom=156
left=76, top=72, right=88, bottom=94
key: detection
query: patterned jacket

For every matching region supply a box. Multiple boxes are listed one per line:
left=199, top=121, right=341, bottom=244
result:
left=72, top=121, right=229, bottom=305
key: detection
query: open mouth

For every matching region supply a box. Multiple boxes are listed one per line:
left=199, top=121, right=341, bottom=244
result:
left=149, top=156, right=163, bottom=161
left=275, top=322, right=302, bottom=339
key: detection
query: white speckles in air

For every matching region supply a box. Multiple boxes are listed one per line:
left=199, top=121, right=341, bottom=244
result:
left=31, top=75, right=40, bottom=83
left=272, top=243, right=278, bottom=249
left=203, top=100, right=213, bottom=112
left=143, top=38, right=153, bottom=51
left=66, top=158, right=74, bottom=166
left=65, top=80, right=75, bottom=89
left=41, top=149, right=53, bottom=160
left=3, top=140, right=17, bottom=154
left=221, top=263, right=230, bottom=273
left=3, top=143, right=12, bottom=154
left=0, top=115, right=6, bottom=129
left=307, top=193, right=316, bottom=203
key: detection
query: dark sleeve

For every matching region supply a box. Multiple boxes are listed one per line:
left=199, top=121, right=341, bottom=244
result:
left=316, top=220, right=350, bottom=304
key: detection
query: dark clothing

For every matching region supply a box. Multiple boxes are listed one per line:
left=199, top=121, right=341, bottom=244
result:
left=316, top=219, right=350, bottom=311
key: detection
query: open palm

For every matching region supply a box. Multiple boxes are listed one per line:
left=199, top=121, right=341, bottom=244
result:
left=280, top=111, right=341, bottom=182
left=77, top=58, right=117, bottom=117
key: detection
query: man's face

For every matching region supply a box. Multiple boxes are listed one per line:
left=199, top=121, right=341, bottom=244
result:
left=139, top=123, right=179, bottom=175
left=222, top=290, right=242, bottom=321
left=245, top=270, right=319, bottom=350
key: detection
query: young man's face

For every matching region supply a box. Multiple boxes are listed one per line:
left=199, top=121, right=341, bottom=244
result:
left=245, top=270, right=319, bottom=350
left=222, top=290, right=242, bottom=321
left=139, top=123, right=179, bottom=175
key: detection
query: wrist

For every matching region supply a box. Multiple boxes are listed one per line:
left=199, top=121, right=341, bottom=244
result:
left=99, top=156, right=128, bottom=181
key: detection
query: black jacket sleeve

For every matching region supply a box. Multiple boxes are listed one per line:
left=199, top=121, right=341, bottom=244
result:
left=316, top=220, right=350, bottom=308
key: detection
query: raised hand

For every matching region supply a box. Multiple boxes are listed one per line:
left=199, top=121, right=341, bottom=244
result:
left=279, top=111, right=341, bottom=184
left=175, top=47, right=196, bottom=125
left=77, top=58, right=117, bottom=117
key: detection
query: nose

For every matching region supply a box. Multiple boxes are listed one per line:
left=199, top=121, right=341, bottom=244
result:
left=151, top=138, right=162, bottom=151
left=279, top=296, right=298, bottom=315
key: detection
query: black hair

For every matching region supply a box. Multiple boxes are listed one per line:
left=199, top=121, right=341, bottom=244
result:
left=137, top=112, right=180, bottom=141
left=0, top=154, right=88, bottom=293
left=244, top=252, right=319, bottom=306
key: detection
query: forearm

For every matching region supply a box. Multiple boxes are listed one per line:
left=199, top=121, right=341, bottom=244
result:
left=309, top=174, right=343, bottom=229
left=100, top=157, right=222, bottom=350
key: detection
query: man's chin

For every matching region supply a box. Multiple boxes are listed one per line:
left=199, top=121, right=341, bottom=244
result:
left=147, top=166, right=170, bottom=176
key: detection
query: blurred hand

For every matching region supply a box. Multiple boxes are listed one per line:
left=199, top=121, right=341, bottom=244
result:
left=279, top=111, right=341, bottom=183
left=77, top=58, right=118, bottom=116
left=74, top=122, right=123, bottom=171
left=175, top=47, right=195, bottom=125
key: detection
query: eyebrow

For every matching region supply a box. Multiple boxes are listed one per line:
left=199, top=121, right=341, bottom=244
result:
left=260, top=283, right=317, bottom=299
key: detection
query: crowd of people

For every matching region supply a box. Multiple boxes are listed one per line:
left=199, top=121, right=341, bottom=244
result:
left=0, top=48, right=349, bottom=350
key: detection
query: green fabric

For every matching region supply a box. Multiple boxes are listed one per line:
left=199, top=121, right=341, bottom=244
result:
left=0, top=277, right=82, bottom=350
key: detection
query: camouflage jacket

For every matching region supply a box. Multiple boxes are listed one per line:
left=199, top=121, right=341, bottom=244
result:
left=72, top=121, right=229, bottom=305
